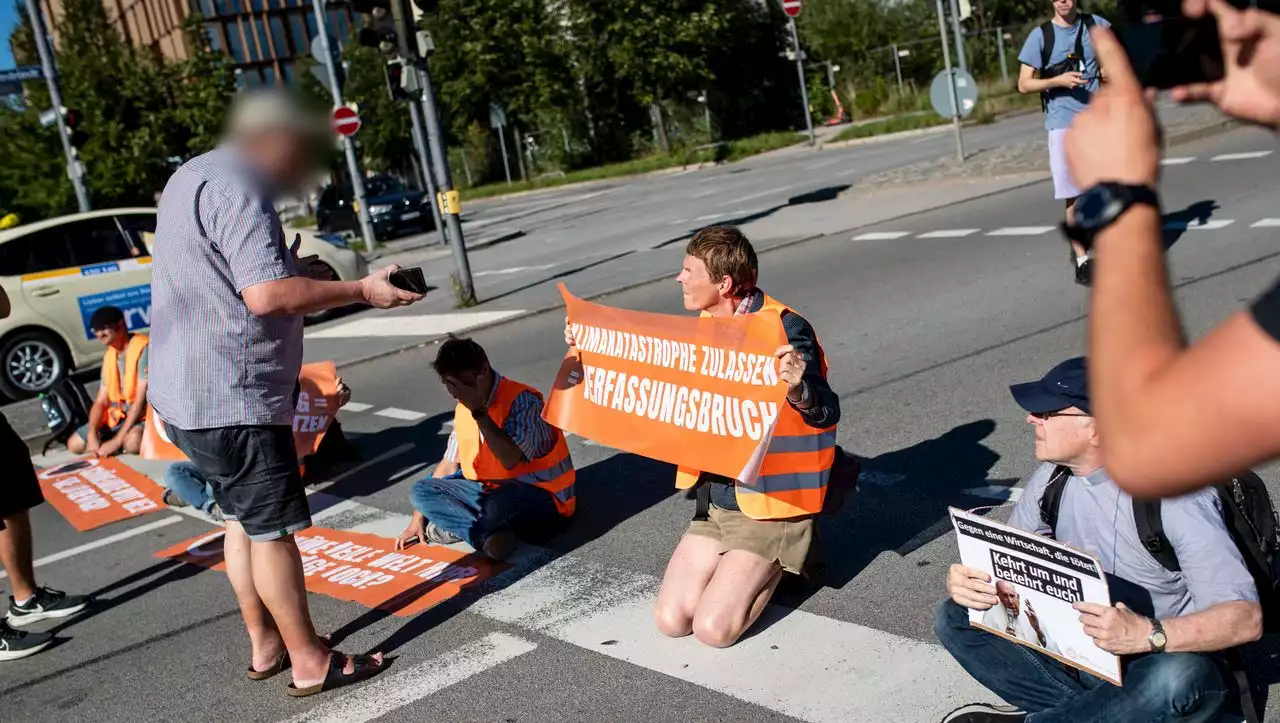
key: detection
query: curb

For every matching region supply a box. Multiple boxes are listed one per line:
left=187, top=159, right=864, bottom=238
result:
left=366, top=229, right=526, bottom=262
left=326, top=116, right=1247, bottom=375
left=464, top=162, right=718, bottom=208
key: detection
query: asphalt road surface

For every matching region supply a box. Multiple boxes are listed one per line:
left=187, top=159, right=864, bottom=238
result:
left=4, top=125, right=1279, bottom=722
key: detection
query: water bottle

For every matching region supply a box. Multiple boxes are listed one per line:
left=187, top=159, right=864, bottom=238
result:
left=40, top=393, right=63, bottom=430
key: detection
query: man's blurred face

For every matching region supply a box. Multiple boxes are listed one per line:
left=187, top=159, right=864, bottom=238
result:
left=92, top=321, right=127, bottom=348
left=253, top=129, right=317, bottom=189
left=676, top=255, right=726, bottom=312
left=996, top=581, right=1020, bottom=615
left=1053, top=0, right=1077, bottom=20
left=1028, top=406, right=1094, bottom=465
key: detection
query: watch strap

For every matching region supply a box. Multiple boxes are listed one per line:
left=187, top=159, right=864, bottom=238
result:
left=1149, top=617, right=1167, bottom=652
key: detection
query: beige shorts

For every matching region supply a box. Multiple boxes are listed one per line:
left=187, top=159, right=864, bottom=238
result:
left=686, top=504, right=814, bottom=574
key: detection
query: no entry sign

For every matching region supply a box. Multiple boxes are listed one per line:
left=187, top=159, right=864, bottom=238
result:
left=331, top=106, right=361, bottom=137
left=782, top=0, right=802, bottom=17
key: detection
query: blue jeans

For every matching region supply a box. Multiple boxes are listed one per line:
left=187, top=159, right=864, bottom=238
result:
left=162, top=461, right=216, bottom=514
left=934, top=600, right=1230, bottom=722
left=409, top=473, right=561, bottom=550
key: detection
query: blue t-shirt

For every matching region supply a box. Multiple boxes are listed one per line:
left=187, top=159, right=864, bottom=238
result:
left=1018, top=15, right=1110, bottom=131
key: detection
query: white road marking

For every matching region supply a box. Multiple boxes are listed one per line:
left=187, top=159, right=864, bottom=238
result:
left=961, top=486, right=1024, bottom=503
left=277, top=633, right=538, bottom=723
left=311, top=444, right=414, bottom=489
left=474, top=263, right=558, bottom=278
left=1160, top=157, right=1195, bottom=166
left=341, top=402, right=373, bottom=413
left=690, top=188, right=720, bottom=199
left=696, top=213, right=726, bottom=222
left=0, top=516, right=185, bottom=581
left=1252, top=218, right=1280, bottom=228
left=374, top=407, right=428, bottom=422
left=918, top=229, right=979, bottom=238
left=1163, top=219, right=1235, bottom=231
left=305, top=311, right=526, bottom=339
left=986, top=226, right=1055, bottom=237
left=668, top=218, right=692, bottom=226
left=731, top=186, right=795, bottom=205
left=471, top=555, right=991, bottom=722
left=1211, top=150, right=1273, bottom=161
left=808, top=156, right=847, bottom=170
left=852, top=231, right=909, bottom=241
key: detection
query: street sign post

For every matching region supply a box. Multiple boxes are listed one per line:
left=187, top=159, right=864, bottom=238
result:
left=489, top=102, right=512, bottom=185
left=929, top=68, right=978, bottom=119
left=782, top=0, right=802, bottom=17
left=331, top=106, right=362, bottom=137
left=933, top=0, right=966, bottom=163
left=780, top=0, right=814, bottom=147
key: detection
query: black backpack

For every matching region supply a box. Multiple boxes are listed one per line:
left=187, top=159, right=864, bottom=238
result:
left=40, top=377, right=94, bottom=454
left=1036, top=14, right=1097, bottom=112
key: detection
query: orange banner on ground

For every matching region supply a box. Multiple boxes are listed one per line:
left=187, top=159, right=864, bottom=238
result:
left=155, top=527, right=505, bottom=617
left=38, top=458, right=167, bottom=531
left=141, top=361, right=340, bottom=462
left=544, top=284, right=789, bottom=480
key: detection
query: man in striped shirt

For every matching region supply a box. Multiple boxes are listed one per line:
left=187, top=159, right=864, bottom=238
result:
left=396, top=336, right=572, bottom=560
left=149, top=90, right=421, bottom=696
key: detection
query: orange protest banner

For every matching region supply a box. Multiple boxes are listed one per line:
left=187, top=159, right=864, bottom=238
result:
left=155, top=527, right=505, bottom=617
left=544, top=284, right=789, bottom=481
left=38, top=458, right=167, bottom=531
left=141, top=360, right=340, bottom=462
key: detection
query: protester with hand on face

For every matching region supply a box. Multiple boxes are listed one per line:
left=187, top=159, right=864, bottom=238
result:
left=67, top=306, right=149, bottom=458
left=148, top=89, right=422, bottom=696
left=1061, top=1, right=1280, bottom=498
left=395, top=336, right=575, bottom=561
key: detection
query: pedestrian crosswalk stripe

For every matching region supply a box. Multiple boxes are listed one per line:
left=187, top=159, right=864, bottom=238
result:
left=852, top=231, right=909, bottom=241
left=1211, top=151, right=1273, bottom=161
left=374, top=407, right=428, bottom=421
left=1252, top=219, right=1280, bottom=228
left=1161, top=157, right=1195, bottom=165
left=1163, top=219, right=1235, bottom=231
left=341, top=402, right=373, bottom=412
left=986, top=226, right=1055, bottom=236
left=918, top=229, right=979, bottom=238
left=305, top=311, right=527, bottom=339
left=276, top=633, right=538, bottom=723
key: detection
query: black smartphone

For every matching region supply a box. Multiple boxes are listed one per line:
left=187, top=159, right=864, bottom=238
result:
left=389, top=267, right=428, bottom=294
left=1113, top=0, right=1278, bottom=88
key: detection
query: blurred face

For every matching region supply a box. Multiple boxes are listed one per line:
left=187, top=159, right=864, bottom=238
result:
left=246, top=128, right=318, bottom=189
left=996, top=581, right=1020, bottom=614
left=92, top=321, right=127, bottom=348
left=1053, top=0, right=1077, bottom=20
left=439, top=365, right=490, bottom=397
left=1028, top=406, right=1095, bottom=465
left=676, top=255, right=730, bottom=312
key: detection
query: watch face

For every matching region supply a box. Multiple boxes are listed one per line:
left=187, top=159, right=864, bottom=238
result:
left=1152, top=632, right=1167, bottom=648
left=1075, top=186, right=1118, bottom=230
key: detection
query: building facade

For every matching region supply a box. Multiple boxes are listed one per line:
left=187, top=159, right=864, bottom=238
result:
left=37, top=0, right=359, bottom=88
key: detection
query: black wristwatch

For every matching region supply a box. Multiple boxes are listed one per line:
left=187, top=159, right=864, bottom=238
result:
left=1148, top=617, right=1168, bottom=653
left=1061, top=182, right=1160, bottom=251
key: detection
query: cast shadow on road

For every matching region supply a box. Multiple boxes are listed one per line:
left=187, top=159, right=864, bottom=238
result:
left=1161, top=200, right=1220, bottom=250
left=653, top=184, right=853, bottom=250
left=773, top=419, right=1016, bottom=611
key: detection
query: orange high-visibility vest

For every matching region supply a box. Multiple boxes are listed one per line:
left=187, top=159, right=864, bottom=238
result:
left=674, top=295, right=836, bottom=520
left=454, top=376, right=576, bottom=517
left=103, top=334, right=149, bottom=427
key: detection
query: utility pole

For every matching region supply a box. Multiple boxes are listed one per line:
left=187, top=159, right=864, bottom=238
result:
left=997, top=27, right=1010, bottom=84
left=416, top=63, right=474, bottom=303
left=311, top=0, right=376, bottom=253
left=788, top=17, right=815, bottom=147
left=407, top=99, right=445, bottom=245
left=947, top=0, right=969, bottom=74
left=25, top=0, right=89, bottom=212
left=934, top=0, right=965, bottom=163
left=891, top=44, right=905, bottom=94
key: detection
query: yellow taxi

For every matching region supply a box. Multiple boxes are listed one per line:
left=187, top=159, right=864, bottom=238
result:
left=0, top=208, right=369, bottom=399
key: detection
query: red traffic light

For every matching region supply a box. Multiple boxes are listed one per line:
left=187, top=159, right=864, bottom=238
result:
left=62, top=107, right=81, bottom=128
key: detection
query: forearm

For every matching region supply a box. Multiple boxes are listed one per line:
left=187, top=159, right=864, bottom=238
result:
left=1162, top=601, right=1262, bottom=653
left=1088, top=205, right=1187, bottom=480
left=434, top=458, right=460, bottom=477
left=246, top=278, right=364, bottom=317
left=1018, top=76, right=1057, bottom=94
left=476, top=415, right=525, bottom=470
left=86, top=402, right=106, bottom=436
left=119, top=401, right=145, bottom=434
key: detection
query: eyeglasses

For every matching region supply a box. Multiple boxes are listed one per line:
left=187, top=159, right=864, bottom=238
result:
left=1030, top=411, right=1091, bottom=420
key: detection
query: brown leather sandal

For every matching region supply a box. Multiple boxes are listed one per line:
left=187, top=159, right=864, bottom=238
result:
left=285, top=651, right=384, bottom=698
left=246, top=634, right=332, bottom=681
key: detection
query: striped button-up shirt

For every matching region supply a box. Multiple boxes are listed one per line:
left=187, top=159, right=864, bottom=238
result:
left=444, top=372, right=557, bottom=464
left=148, top=146, right=304, bottom=430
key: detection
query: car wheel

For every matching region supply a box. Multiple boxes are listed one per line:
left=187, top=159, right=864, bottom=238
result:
left=0, top=330, right=69, bottom=399
left=304, top=263, right=340, bottom=325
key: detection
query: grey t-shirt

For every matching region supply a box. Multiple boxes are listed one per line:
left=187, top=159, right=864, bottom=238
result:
left=1008, top=463, right=1257, bottom=619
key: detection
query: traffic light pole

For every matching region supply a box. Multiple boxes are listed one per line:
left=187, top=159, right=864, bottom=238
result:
left=406, top=99, right=446, bottom=246
left=415, top=63, right=474, bottom=304
left=787, top=18, right=815, bottom=147
left=25, top=0, right=90, bottom=212
left=311, top=0, right=377, bottom=253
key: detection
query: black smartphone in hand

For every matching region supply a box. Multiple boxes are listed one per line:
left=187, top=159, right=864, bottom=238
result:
left=1113, top=0, right=1277, bottom=88
left=389, top=267, right=428, bottom=294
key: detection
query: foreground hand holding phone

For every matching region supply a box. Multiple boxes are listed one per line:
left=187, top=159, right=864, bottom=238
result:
left=1173, top=0, right=1280, bottom=129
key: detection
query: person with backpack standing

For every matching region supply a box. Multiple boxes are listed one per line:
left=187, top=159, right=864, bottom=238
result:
left=1016, top=0, right=1110, bottom=286
left=935, top=357, right=1265, bottom=723
left=0, top=287, right=89, bottom=661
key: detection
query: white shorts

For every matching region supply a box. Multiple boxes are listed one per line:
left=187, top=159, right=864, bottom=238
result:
left=1047, top=128, right=1081, bottom=200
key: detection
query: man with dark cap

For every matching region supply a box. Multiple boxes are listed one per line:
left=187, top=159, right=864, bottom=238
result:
left=934, top=357, right=1262, bottom=723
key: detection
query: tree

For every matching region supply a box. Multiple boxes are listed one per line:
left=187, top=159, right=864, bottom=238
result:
left=0, top=0, right=235, bottom=221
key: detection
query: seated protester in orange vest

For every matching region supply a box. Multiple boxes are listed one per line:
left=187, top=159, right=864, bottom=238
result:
left=566, top=226, right=840, bottom=648
left=395, top=336, right=575, bottom=561
left=67, top=306, right=148, bottom=457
